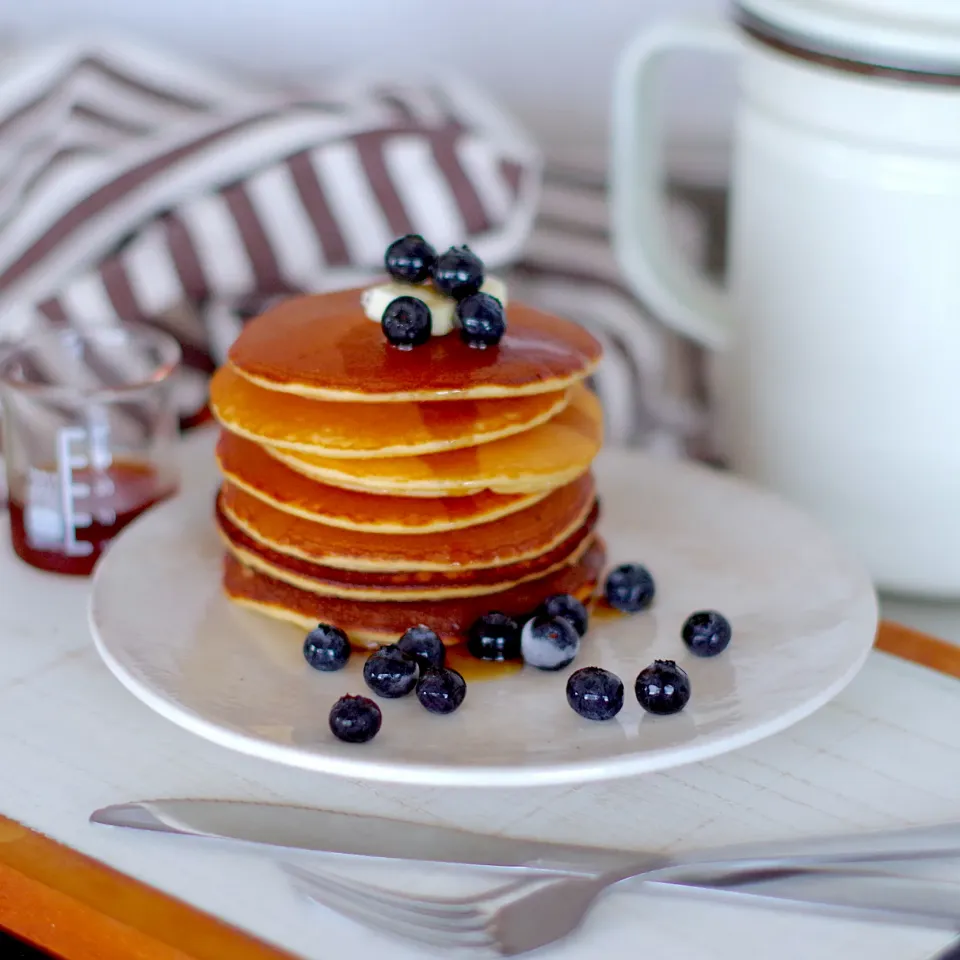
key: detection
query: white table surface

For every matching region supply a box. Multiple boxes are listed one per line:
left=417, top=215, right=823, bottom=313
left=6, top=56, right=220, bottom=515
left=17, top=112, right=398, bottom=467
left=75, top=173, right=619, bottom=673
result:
left=1, top=428, right=959, bottom=960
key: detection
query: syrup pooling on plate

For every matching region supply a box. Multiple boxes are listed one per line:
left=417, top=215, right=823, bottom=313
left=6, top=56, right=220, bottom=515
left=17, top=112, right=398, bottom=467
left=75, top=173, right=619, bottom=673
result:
left=443, top=645, right=523, bottom=683
left=590, top=599, right=628, bottom=622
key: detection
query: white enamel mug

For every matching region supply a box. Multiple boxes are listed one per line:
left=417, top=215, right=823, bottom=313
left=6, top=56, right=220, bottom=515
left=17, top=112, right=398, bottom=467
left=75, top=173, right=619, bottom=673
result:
left=611, top=3, right=960, bottom=596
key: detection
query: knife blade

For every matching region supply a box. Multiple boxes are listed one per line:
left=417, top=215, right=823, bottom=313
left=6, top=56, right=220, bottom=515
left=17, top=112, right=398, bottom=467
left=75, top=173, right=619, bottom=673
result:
left=90, top=799, right=643, bottom=872
left=91, top=799, right=960, bottom=878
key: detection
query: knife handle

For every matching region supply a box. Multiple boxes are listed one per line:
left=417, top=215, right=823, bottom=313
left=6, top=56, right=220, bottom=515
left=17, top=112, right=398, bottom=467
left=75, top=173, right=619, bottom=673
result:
left=522, top=821, right=960, bottom=884
left=657, top=821, right=960, bottom=876
left=652, top=871, right=960, bottom=933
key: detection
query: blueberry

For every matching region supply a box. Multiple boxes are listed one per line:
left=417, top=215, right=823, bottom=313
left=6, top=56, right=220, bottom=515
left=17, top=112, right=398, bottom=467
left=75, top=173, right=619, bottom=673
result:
left=385, top=234, right=436, bottom=284
left=303, top=623, right=351, bottom=672
left=604, top=563, right=656, bottom=613
left=456, top=292, right=505, bottom=349
left=381, top=296, right=431, bottom=348
left=329, top=694, right=382, bottom=743
left=682, top=610, right=732, bottom=658
left=432, top=245, right=484, bottom=300
left=397, top=624, right=446, bottom=670
left=566, top=667, right=624, bottom=721
left=635, top=660, right=691, bottom=716
left=521, top=615, right=580, bottom=671
left=416, top=667, right=467, bottom=715
left=362, top=644, right=418, bottom=698
left=536, top=593, right=589, bottom=638
left=467, top=611, right=521, bottom=661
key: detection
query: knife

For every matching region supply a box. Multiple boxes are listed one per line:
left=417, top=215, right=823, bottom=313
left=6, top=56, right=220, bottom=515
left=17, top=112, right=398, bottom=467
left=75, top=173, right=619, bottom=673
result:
left=90, top=799, right=960, bottom=879
left=91, top=799, right=644, bottom=873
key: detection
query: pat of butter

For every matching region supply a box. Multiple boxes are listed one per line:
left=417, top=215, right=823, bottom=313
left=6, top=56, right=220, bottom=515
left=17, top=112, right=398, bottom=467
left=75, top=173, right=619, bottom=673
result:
left=361, top=277, right=507, bottom=336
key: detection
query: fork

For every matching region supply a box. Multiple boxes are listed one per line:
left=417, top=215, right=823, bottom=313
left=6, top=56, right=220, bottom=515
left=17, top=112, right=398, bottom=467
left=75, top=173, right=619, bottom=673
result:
left=286, top=863, right=613, bottom=954
left=286, top=860, right=960, bottom=955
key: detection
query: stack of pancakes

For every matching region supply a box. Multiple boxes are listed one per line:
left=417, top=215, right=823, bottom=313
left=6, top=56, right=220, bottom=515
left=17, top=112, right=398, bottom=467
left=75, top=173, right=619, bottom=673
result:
left=211, top=288, right=605, bottom=648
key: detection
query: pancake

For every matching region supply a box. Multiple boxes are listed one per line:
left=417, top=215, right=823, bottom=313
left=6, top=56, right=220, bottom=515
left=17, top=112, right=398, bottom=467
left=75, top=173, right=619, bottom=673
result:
left=216, top=499, right=598, bottom=600
left=216, top=432, right=550, bottom=533
left=229, top=289, right=602, bottom=402
left=211, top=364, right=571, bottom=458
left=222, top=538, right=606, bottom=647
left=267, top=386, right=603, bottom=496
left=218, top=472, right=597, bottom=572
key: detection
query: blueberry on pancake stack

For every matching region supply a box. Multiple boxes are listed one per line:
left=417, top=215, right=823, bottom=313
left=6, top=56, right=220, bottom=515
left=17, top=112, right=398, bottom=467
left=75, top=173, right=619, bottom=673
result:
left=211, top=236, right=605, bottom=649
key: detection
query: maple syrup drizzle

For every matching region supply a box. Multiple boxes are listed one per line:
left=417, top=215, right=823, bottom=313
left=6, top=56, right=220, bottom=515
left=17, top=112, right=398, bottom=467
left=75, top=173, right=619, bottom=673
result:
left=444, top=645, right=523, bottom=683
left=591, top=598, right=628, bottom=622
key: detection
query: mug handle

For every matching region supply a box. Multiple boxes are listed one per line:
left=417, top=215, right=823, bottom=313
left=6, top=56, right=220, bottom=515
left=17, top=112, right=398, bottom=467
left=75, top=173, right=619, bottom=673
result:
left=610, top=18, right=742, bottom=350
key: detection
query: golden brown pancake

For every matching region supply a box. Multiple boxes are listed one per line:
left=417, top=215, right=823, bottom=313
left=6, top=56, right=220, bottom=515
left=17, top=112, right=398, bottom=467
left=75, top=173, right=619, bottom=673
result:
left=216, top=432, right=549, bottom=533
left=218, top=473, right=597, bottom=572
left=267, top=386, right=603, bottom=496
left=229, top=289, right=602, bottom=402
left=222, top=539, right=606, bottom=647
left=216, top=499, right=598, bottom=600
left=211, top=364, right=571, bottom=457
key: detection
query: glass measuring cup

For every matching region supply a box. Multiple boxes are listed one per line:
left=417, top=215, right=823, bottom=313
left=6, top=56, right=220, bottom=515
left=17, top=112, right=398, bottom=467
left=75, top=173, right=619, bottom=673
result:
left=0, top=324, right=181, bottom=575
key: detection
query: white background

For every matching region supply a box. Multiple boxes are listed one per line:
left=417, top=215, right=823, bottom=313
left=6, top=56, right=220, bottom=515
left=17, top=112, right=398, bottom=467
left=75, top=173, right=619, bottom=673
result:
left=1, top=0, right=735, bottom=169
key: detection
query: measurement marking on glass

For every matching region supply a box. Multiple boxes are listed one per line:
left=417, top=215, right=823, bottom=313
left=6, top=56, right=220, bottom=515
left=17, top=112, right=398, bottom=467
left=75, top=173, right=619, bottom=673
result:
left=55, top=427, right=93, bottom=556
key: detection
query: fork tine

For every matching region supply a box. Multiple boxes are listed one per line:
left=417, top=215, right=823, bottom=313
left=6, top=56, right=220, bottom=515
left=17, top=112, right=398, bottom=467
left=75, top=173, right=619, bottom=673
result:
left=340, top=863, right=548, bottom=911
left=289, top=870, right=496, bottom=953
left=296, top=883, right=474, bottom=951
left=286, top=863, right=608, bottom=956
left=286, top=861, right=541, bottom=918
left=285, top=863, right=495, bottom=934
left=284, top=863, right=489, bottom=928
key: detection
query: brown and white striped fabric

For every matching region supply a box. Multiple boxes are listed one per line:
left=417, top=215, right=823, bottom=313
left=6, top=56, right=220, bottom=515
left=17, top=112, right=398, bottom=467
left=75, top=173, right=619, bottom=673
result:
left=507, top=165, right=712, bottom=453
left=0, top=37, right=541, bottom=426
left=0, top=36, right=711, bottom=453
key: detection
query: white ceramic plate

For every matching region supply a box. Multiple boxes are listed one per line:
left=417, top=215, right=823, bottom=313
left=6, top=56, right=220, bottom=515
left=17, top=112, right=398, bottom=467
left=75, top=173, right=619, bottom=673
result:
left=89, top=447, right=877, bottom=787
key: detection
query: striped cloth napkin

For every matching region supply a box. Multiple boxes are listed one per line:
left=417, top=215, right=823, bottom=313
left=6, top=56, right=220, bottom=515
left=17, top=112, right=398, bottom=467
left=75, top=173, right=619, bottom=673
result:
left=0, top=35, right=711, bottom=453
